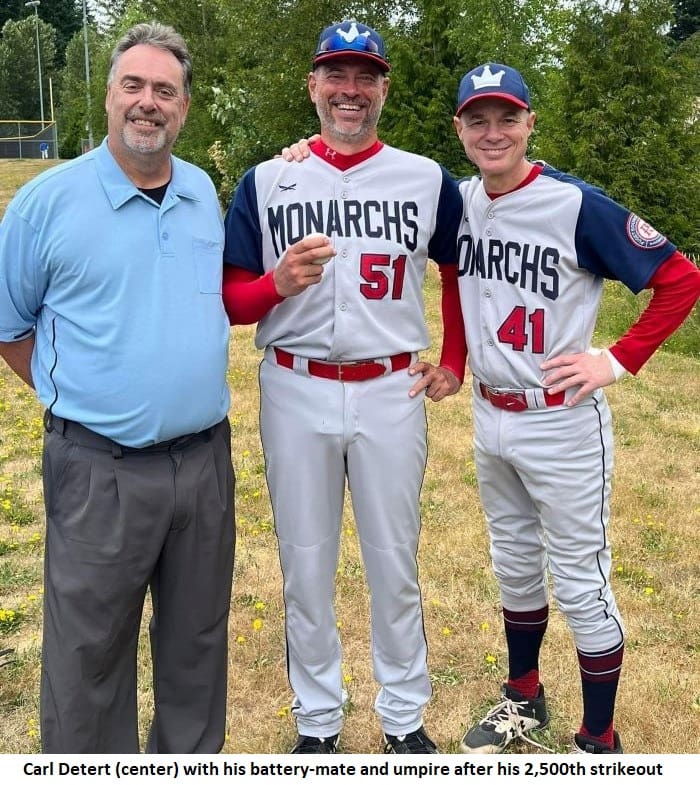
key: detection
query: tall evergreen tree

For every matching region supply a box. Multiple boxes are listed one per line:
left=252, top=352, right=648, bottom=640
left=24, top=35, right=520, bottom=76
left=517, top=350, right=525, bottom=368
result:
left=549, top=0, right=698, bottom=254
left=0, top=16, right=57, bottom=123
left=378, top=0, right=467, bottom=176
left=383, top=0, right=565, bottom=177
left=0, top=0, right=81, bottom=65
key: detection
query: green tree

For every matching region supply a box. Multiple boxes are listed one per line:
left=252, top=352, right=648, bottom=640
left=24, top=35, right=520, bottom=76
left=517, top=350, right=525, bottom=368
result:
left=545, top=0, right=699, bottom=255
left=378, top=0, right=468, bottom=177
left=40, top=0, right=82, bottom=63
left=0, top=16, right=57, bottom=122
left=381, top=0, right=566, bottom=177
left=0, top=0, right=81, bottom=65
left=57, top=22, right=107, bottom=157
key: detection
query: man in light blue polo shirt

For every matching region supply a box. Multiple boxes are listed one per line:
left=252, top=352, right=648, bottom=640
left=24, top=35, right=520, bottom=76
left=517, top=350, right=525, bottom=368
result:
left=0, top=22, right=234, bottom=753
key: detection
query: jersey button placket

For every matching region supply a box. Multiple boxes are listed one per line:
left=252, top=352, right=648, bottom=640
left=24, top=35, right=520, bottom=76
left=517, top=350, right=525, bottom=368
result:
left=335, top=175, right=354, bottom=351
left=486, top=207, right=495, bottom=237
left=482, top=278, right=497, bottom=352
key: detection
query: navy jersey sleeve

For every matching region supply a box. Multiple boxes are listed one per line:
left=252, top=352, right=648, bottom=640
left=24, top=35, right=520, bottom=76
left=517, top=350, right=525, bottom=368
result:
left=427, top=166, right=462, bottom=266
left=573, top=180, right=676, bottom=294
left=223, top=167, right=265, bottom=275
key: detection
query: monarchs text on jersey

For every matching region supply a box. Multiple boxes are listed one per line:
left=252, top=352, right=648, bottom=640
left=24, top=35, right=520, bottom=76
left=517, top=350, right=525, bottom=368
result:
left=224, top=145, right=462, bottom=360
left=457, top=165, right=675, bottom=389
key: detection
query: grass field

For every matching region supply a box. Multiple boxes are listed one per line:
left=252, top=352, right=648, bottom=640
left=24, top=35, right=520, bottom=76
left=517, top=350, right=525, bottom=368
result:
left=0, top=159, right=698, bottom=755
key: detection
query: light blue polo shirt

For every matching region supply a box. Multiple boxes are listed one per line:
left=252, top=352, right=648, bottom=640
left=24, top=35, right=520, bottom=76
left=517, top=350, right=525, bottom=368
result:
left=0, top=139, right=230, bottom=447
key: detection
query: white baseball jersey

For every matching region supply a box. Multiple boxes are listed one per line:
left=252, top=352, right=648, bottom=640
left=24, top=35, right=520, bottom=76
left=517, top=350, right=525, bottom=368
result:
left=457, top=165, right=676, bottom=389
left=224, top=145, right=462, bottom=359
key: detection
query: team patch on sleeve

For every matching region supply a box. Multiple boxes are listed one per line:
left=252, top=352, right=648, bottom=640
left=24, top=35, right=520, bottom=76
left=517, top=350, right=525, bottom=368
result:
left=626, top=214, right=666, bottom=249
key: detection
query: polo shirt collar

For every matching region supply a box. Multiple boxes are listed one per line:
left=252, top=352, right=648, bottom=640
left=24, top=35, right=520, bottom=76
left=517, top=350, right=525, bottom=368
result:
left=94, top=138, right=202, bottom=209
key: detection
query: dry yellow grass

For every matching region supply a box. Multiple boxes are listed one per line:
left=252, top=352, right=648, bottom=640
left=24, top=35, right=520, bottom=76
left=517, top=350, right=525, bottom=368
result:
left=0, top=161, right=698, bottom=755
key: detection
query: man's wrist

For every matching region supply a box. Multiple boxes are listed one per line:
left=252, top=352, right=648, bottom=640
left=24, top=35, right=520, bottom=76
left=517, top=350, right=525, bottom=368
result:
left=588, top=347, right=627, bottom=381
left=603, top=348, right=627, bottom=380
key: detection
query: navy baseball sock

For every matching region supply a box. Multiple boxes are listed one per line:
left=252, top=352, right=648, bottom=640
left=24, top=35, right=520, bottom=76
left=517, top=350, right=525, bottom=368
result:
left=503, top=605, right=549, bottom=699
left=577, top=641, right=624, bottom=746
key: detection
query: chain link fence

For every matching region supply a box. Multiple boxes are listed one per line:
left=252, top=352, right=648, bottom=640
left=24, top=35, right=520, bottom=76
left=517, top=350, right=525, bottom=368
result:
left=0, top=120, right=58, bottom=159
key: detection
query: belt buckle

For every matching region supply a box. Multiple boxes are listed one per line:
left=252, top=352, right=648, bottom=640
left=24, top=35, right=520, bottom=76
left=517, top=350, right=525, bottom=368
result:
left=337, top=360, right=365, bottom=381
left=501, top=392, right=528, bottom=411
left=482, top=384, right=528, bottom=412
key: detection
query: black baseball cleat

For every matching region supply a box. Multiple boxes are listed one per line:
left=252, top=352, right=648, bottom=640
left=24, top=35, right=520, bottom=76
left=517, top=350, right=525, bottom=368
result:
left=460, top=683, right=550, bottom=753
left=290, top=734, right=339, bottom=753
left=572, top=731, right=623, bottom=754
left=384, top=725, right=438, bottom=753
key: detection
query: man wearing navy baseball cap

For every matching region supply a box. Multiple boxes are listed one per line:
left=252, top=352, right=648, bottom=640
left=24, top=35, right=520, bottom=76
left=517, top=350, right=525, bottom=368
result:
left=455, top=62, right=530, bottom=113
left=313, top=20, right=391, bottom=73
left=452, top=62, right=700, bottom=756
left=453, top=62, right=536, bottom=194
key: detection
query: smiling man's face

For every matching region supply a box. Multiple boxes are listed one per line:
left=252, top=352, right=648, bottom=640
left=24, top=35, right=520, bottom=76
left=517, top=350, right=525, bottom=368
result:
left=308, top=58, right=388, bottom=153
left=106, top=44, right=190, bottom=168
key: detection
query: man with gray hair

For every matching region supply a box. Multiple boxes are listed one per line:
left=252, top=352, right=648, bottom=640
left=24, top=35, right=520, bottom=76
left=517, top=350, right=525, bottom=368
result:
left=0, top=22, right=235, bottom=753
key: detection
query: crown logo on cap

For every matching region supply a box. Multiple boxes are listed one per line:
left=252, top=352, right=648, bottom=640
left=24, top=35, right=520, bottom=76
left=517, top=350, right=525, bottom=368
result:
left=471, top=65, right=506, bottom=90
left=337, top=22, right=371, bottom=44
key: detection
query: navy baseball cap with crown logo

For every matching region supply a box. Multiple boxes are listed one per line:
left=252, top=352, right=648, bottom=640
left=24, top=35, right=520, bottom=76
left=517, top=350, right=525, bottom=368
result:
left=313, top=20, right=390, bottom=73
left=456, top=63, right=530, bottom=115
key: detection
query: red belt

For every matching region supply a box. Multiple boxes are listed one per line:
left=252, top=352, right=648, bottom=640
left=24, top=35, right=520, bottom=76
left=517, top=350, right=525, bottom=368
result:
left=273, top=347, right=412, bottom=382
left=479, top=382, right=565, bottom=412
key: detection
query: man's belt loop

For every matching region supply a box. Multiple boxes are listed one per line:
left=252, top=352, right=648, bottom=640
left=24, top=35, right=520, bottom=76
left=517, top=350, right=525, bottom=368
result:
left=44, top=410, right=67, bottom=435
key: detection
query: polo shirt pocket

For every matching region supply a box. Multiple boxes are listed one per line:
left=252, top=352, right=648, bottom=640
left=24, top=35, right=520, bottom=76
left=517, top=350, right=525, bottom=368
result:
left=193, top=238, right=223, bottom=294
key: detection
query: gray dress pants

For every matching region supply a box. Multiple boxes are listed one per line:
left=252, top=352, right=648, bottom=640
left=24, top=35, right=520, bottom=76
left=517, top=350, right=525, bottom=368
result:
left=40, top=414, right=235, bottom=753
